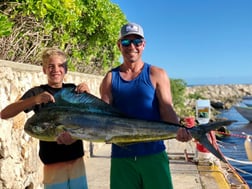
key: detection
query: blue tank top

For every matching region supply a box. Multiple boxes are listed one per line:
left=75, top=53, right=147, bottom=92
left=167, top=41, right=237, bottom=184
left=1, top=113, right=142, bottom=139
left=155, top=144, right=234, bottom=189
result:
left=111, top=63, right=165, bottom=158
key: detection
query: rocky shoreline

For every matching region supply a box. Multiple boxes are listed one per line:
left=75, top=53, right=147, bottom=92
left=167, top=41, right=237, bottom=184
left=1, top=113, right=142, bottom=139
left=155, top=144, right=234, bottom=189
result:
left=186, top=84, right=252, bottom=109
left=183, top=84, right=252, bottom=122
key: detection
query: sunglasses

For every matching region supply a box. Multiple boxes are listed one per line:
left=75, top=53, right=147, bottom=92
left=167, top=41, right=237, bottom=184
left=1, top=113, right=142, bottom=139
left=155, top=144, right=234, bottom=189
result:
left=120, top=38, right=144, bottom=47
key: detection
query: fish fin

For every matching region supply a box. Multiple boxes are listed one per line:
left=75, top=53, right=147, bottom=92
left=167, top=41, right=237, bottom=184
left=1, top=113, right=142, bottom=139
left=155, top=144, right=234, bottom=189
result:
left=52, top=87, right=125, bottom=116
left=55, top=125, right=81, bottom=140
left=55, top=125, right=67, bottom=135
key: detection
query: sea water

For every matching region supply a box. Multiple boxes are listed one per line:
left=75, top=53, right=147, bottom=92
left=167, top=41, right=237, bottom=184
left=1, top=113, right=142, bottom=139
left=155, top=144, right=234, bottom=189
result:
left=218, top=106, right=252, bottom=187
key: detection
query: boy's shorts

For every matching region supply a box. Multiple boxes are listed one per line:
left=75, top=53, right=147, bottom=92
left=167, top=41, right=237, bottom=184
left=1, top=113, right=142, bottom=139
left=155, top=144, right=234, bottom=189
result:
left=43, top=157, right=88, bottom=189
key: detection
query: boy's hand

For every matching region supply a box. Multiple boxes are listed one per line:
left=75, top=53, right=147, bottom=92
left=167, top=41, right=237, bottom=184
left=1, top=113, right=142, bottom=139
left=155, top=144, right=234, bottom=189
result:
left=35, top=92, right=55, bottom=104
left=56, top=131, right=76, bottom=145
left=75, top=82, right=90, bottom=93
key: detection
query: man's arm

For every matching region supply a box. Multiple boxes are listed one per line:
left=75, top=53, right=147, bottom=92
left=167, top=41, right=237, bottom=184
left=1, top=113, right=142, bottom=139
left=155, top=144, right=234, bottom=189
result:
left=150, top=66, right=192, bottom=142
left=150, top=66, right=178, bottom=123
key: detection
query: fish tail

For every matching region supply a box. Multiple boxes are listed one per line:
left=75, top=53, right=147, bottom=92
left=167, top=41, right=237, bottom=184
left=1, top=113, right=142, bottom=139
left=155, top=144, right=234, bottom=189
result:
left=192, top=120, right=235, bottom=163
left=199, top=120, right=235, bottom=133
left=196, top=134, right=227, bottom=163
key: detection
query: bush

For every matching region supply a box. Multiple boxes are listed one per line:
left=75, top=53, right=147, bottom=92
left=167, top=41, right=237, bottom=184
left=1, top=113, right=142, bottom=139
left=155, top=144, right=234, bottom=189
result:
left=0, top=0, right=127, bottom=75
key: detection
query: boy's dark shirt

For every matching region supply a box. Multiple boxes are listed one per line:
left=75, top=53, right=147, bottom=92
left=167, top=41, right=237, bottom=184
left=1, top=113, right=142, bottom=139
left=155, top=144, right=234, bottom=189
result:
left=21, top=83, right=84, bottom=164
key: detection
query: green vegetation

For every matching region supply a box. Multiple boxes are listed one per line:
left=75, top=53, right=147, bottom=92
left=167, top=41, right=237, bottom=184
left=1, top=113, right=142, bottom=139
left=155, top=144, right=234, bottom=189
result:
left=171, top=79, right=206, bottom=118
left=0, top=13, right=13, bottom=37
left=188, top=91, right=206, bottom=100
left=170, top=79, right=192, bottom=117
left=0, top=0, right=127, bottom=74
left=0, top=1, right=206, bottom=117
left=170, top=79, right=186, bottom=110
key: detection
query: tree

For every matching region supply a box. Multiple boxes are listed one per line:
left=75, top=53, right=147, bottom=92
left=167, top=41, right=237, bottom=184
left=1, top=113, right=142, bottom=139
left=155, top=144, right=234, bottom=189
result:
left=171, top=78, right=187, bottom=110
left=0, top=0, right=127, bottom=75
left=170, top=78, right=195, bottom=118
left=0, top=13, right=13, bottom=37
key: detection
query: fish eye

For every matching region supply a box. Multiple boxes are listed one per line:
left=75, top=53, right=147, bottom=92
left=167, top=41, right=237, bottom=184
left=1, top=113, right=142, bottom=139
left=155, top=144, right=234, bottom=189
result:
left=32, top=126, right=45, bottom=134
left=32, top=123, right=50, bottom=134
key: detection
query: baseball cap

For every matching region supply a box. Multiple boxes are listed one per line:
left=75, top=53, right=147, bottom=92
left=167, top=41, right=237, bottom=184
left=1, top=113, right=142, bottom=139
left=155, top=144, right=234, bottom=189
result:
left=119, top=23, right=144, bottom=39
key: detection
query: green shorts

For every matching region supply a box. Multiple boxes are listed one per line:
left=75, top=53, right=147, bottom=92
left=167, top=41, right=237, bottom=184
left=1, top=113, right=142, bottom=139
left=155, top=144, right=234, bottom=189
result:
left=110, top=151, right=173, bottom=189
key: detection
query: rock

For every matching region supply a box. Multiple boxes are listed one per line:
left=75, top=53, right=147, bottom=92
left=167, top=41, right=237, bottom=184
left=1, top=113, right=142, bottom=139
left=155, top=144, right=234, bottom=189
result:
left=211, top=101, right=224, bottom=109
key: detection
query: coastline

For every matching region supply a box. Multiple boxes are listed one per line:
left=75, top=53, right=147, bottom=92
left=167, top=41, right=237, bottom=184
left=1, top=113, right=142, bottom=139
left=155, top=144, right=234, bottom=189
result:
left=1, top=60, right=252, bottom=188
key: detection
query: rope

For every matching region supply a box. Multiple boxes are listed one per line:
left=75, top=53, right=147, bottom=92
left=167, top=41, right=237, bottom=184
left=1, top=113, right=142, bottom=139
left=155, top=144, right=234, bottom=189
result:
left=234, top=167, right=252, bottom=176
left=215, top=131, right=247, bottom=139
left=225, top=156, right=252, bottom=165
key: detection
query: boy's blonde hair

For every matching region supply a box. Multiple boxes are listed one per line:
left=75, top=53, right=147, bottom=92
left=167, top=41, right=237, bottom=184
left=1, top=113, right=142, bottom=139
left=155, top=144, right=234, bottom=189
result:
left=41, top=47, right=67, bottom=66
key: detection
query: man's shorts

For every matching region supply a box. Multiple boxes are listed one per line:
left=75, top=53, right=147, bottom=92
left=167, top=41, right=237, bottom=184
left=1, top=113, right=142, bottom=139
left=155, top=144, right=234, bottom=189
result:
left=110, top=151, right=173, bottom=189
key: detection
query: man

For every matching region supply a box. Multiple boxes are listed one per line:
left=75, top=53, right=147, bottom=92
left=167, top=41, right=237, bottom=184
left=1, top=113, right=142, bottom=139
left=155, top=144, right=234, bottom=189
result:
left=1, top=47, right=89, bottom=189
left=100, top=22, right=192, bottom=189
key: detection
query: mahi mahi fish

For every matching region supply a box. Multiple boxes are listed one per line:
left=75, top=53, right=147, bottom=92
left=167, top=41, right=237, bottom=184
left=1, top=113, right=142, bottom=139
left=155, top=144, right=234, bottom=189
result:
left=24, top=87, right=234, bottom=162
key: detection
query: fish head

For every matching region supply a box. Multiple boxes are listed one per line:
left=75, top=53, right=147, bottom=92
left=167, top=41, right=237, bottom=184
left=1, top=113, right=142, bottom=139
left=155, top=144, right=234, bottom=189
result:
left=24, top=111, right=64, bottom=141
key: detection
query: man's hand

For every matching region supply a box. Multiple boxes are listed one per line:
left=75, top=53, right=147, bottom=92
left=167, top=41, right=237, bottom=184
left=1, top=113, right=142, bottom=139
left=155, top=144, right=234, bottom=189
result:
left=176, top=128, right=192, bottom=142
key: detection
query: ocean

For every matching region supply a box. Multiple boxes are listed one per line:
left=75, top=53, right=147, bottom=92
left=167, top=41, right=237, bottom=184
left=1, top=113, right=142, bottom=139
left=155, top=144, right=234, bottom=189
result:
left=218, top=106, right=252, bottom=187
left=184, top=76, right=252, bottom=86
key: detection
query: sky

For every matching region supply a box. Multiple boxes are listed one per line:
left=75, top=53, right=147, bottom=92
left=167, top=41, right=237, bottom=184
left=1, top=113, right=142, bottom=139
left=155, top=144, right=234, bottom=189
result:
left=111, top=0, right=252, bottom=85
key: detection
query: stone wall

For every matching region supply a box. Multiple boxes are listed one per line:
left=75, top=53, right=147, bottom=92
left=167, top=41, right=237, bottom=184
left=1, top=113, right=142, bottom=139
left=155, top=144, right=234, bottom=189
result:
left=1, top=60, right=252, bottom=188
left=0, top=60, right=103, bottom=189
